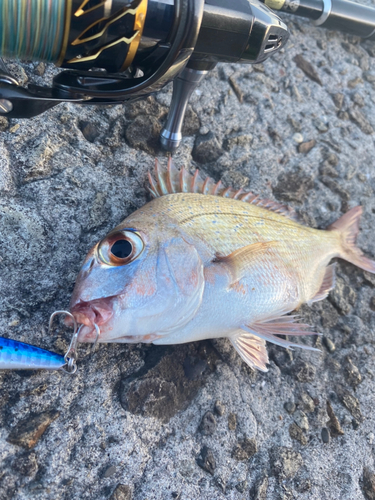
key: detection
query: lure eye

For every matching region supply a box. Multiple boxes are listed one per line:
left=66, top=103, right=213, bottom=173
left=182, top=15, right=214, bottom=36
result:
left=98, top=230, right=144, bottom=266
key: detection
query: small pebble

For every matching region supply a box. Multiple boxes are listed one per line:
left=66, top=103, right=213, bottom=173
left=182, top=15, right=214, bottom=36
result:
left=362, top=468, right=375, bottom=500
left=284, top=401, right=296, bottom=414
left=352, top=419, right=360, bottom=430
left=298, top=139, right=316, bottom=154
left=358, top=173, right=366, bottom=182
left=347, top=77, right=363, bottom=88
left=314, top=118, right=329, bottom=132
left=270, top=447, right=303, bottom=479
left=351, top=92, right=365, bottom=107
left=0, top=116, right=9, bottom=131
left=228, top=412, right=237, bottom=431
left=293, top=133, right=304, bottom=144
left=289, top=423, right=308, bottom=445
left=215, top=476, right=226, bottom=493
left=10, top=123, right=20, bottom=133
left=323, top=337, right=336, bottom=353
left=299, top=393, right=315, bottom=413
left=345, top=357, right=362, bottom=388
left=199, top=125, right=209, bottom=135
left=326, top=400, right=344, bottom=437
left=331, top=92, right=344, bottom=109
left=231, top=437, right=257, bottom=461
left=196, top=446, right=216, bottom=475
left=103, top=466, right=117, bottom=478
left=199, top=411, right=217, bottom=435
left=293, top=410, right=309, bottom=432
left=367, top=432, right=374, bottom=445
left=8, top=318, right=20, bottom=327
left=7, top=410, right=60, bottom=450
left=235, top=480, right=247, bottom=493
left=109, top=484, right=132, bottom=500
left=214, top=400, right=225, bottom=416
left=342, top=415, right=352, bottom=426
left=35, top=62, right=46, bottom=76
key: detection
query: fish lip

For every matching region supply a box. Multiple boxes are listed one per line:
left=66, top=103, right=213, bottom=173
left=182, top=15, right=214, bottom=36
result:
left=66, top=296, right=115, bottom=332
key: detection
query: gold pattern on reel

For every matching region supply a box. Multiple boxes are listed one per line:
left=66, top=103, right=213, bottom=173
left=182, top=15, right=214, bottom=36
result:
left=122, top=0, right=147, bottom=71
left=71, top=5, right=141, bottom=45
left=67, top=32, right=138, bottom=63
left=68, top=0, right=148, bottom=69
left=74, top=0, right=109, bottom=17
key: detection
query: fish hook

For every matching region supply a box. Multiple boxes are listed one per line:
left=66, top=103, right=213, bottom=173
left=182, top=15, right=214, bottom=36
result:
left=49, top=310, right=79, bottom=375
left=62, top=324, right=83, bottom=374
left=92, top=323, right=100, bottom=352
left=49, top=310, right=77, bottom=336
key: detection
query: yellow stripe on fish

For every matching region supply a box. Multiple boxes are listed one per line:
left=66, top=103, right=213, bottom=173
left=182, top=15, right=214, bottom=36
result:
left=69, top=158, right=375, bottom=372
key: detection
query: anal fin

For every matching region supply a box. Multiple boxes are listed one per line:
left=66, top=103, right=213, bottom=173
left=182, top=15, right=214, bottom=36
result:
left=230, top=331, right=269, bottom=372
left=308, top=263, right=336, bottom=304
left=242, top=313, right=321, bottom=352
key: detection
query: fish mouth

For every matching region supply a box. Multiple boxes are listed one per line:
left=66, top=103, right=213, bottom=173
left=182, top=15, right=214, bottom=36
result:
left=67, top=297, right=115, bottom=342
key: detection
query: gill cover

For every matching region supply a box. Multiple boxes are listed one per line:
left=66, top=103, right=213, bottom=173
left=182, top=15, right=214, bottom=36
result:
left=147, top=236, right=205, bottom=334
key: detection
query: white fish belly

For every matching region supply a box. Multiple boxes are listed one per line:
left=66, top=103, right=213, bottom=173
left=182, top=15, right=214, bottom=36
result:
left=153, top=259, right=301, bottom=345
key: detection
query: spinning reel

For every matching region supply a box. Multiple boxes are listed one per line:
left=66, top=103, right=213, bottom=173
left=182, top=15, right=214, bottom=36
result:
left=0, top=0, right=374, bottom=150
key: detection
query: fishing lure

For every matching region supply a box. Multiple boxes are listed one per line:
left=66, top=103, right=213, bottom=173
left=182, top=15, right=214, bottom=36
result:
left=0, top=337, right=68, bottom=371
left=0, top=312, right=79, bottom=373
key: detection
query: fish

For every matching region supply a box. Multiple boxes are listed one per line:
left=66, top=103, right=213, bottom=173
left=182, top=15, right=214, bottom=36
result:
left=0, top=337, right=67, bottom=371
left=68, top=159, right=375, bottom=371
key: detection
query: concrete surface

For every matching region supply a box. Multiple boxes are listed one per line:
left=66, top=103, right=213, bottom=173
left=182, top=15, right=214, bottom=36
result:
left=1, top=8, right=375, bottom=500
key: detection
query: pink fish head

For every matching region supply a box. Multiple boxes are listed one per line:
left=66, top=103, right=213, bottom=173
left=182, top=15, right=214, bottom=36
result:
left=69, top=215, right=205, bottom=343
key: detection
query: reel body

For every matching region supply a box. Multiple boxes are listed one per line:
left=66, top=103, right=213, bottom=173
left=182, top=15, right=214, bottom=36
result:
left=0, top=0, right=288, bottom=149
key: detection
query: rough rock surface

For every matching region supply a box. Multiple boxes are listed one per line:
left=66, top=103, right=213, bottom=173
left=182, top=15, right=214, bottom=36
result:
left=1, top=10, right=375, bottom=500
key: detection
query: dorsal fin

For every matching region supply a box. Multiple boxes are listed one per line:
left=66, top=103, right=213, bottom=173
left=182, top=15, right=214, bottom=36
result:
left=148, top=158, right=301, bottom=223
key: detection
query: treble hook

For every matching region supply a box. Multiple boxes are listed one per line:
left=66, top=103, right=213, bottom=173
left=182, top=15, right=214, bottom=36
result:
left=62, top=324, right=83, bottom=374
left=48, top=310, right=79, bottom=375
left=49, top=310, right=77, bottom=336
left=92, top=323, right=100, bottom=352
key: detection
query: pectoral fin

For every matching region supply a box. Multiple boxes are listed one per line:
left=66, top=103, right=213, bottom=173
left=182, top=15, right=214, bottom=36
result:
left=215, top=241, right=278, bottom=285
left=230, top=330, right=269, bottom=372
left=242, top=313, right=321, bottom=352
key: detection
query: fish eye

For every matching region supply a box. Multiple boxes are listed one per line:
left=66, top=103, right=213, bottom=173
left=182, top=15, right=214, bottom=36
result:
left=111, top=239, right=132, bottom=259
left=98, top=230, right=144, bottom=266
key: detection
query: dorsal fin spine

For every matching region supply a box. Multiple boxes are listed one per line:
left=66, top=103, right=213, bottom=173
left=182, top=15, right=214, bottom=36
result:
left=166, top=159, right=175, bottom=193
left=149, top=159, right=302, bottom=224
left=202, top=177, right=210, bottom=195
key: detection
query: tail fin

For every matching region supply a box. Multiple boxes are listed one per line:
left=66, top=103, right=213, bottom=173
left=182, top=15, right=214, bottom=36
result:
left=328, top=206, right=375, bottom=273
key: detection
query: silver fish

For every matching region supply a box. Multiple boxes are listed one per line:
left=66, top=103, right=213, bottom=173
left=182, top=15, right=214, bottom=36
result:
left=68, top=159, right=375, bottom=371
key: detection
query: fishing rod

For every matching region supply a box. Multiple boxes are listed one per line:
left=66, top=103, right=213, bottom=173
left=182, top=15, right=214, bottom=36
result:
left=0, top=0, right=373, bottom=152
left=261, top=0, right=375, bottom=37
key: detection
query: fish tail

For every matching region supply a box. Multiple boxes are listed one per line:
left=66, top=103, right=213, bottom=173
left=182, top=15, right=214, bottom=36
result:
left=328, top=206, right=375, bottom=273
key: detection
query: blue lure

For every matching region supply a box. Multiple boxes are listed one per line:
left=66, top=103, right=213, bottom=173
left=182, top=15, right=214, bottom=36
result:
left=0, top=312, right=81, bottom=373
left=0, top=337, right=67, bottom=371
